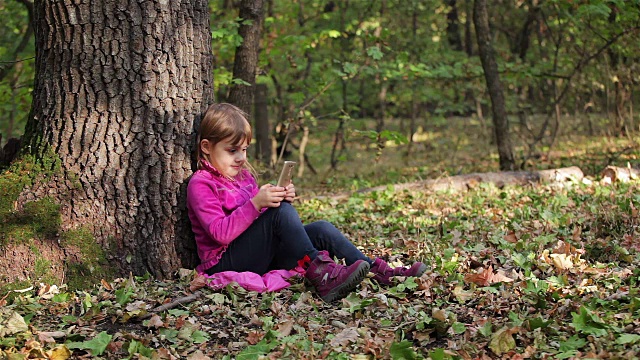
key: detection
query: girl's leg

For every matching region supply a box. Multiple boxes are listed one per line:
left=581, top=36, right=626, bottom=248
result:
left=206, top=202, right=318, bottom=275
left=304, top=220, right=372, bottom=265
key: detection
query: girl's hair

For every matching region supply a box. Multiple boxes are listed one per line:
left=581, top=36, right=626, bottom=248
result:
left=196, top=103, right=256, bottom=177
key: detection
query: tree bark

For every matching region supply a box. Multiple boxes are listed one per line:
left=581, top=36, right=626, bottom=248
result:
left=21, top=0, right=214, bottom=278
left=446, top=0, right=463, bottom=52
left=473, top=0, right=516, bottom=170
left=228, top=0, right=264, bottom=116
left=254, top=83, right=271, bottom=166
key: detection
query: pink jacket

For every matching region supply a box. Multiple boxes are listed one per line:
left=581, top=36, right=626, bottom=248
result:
left=187, top=161, right=262, bottom=273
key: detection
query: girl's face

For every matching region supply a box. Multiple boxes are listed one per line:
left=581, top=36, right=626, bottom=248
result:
left=201, top=137, right=249, bottom=179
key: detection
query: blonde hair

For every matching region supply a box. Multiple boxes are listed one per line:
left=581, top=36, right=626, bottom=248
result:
left=197, top=103, right=256, bottom=178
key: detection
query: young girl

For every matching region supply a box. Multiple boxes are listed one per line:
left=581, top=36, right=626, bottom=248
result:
left=187, top=103, right=426, bottom=302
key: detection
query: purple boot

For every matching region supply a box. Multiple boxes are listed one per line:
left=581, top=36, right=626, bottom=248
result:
left=370, top=258, right=427, bottom=285
left=305, top=251, right=370, bottom=303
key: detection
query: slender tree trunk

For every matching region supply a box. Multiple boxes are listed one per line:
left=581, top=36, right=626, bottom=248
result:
left=254, top=83, right=271, bottom=166
left=21, top=0, right=213, bottom=278
left=446, top=0, right=463, bottom=51
left=473, top=0, right=515, bottom=170
left=228, top=0, right=264, bottom=116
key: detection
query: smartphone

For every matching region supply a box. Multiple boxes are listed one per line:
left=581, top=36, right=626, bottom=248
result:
left=277, top=161, right=296, bottom=187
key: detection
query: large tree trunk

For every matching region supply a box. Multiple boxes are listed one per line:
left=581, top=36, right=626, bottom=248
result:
left=21, top=0, right=214, bottom=278
left=473, top=0, right=515, bottom=170
left=228, top=0, right=264, bottom=116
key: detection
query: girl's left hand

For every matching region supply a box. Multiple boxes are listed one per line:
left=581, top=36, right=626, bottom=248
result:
left=284, top=183, right=296, bottom=202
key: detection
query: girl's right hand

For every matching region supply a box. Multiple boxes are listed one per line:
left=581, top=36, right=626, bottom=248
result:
left=251, top=184, right=287, bottom=210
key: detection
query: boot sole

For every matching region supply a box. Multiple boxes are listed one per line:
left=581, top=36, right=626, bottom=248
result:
left=320, top=261, right=370, bottom=303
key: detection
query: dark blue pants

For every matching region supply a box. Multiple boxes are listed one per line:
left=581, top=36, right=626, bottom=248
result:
left=205, top=202, right=372, bottom=275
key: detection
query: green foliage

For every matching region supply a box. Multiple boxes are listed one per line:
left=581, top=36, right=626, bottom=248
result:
left=0, top=0, right=34, bottom=143
left=66, top=331, right=112, bottom=356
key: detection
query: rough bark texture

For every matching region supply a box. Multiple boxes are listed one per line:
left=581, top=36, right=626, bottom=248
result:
left=228, top=0, right=264, bottom=116
left=473, top=0, right=516, bottom=170
left=21, top=0, right=214, bottom=278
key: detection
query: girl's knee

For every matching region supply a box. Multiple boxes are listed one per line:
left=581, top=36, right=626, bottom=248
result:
left=309, top=220, right=337, bottom=233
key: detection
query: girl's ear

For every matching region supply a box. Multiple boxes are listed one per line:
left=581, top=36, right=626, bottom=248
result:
left=200, top=139, right=211, bottom=155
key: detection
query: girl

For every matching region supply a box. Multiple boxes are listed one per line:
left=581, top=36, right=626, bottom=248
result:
left=187, top=103, right=426, bottom=303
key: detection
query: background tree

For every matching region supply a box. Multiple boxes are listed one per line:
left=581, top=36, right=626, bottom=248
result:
left=20, top=0, right=213, bottom=278
left=0, top=0, right=34, bottom=148
left=474, top=0, right=515, bottom=170
left=228, top=0, right=264, bottom=116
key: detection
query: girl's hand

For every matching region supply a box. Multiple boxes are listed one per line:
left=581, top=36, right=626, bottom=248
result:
left=251, top=184, right=287, bottom=210
left=284, top=183, right=296, bottom=202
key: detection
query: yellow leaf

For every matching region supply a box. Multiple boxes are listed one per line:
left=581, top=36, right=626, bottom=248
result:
left=47, top=345, right=71, bottom=360
left=489, top=327, right=516, bottom=355
left=549, top=253, right=573, bottom=270
left=452, top=285, right=474, bottom=303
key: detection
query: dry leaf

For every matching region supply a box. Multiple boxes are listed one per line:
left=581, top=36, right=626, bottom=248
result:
left=489, top=327, right=516, bottom=355
left=186, top=350, right=212, bottom=360
left=100, top=279, right=113, bottom=291
left=46, top=345, right=71, bottom=360
left=330, top=327, right=359, bottom=347
left=246, top=330, right=263, bottom=345
left=37, top=331, right=66, bottom=343
left=549, top=253, right=573, bottom=270
left=275, top=318, right=295, bottom=337
left=464, top=266, right=494, bottom=286
left=504, top=231, right=518, bottom=243
left=190, top=274, right=208, bottom=292
left=145, top=314, right=165, bottom=329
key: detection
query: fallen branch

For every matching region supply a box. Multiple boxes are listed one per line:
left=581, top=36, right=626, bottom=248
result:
left=327, top=166, right=584, bottom=200
left=601, top=165, right=640, bottom=183
left=137, top=291, right=204, bottom=320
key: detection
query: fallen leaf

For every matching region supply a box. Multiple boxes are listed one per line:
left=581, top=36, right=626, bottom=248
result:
left=46, top=345, right=71, bottom=360
left=187, top=350, right=212, bottom=360
left=464, top=266, right=494, bottom=286
left=145, top=314, right=165, bottom=329
left=504, top=231, right=518, bottom=243
left=464, top=266, right=512, bottom=286
left=452, top=286, right=474, bottom=303
left=37, top=331, right=67, bottom=343
left=549, top=253, right=573, bottom=270
left=100, top=279, right=113, bottom=291
left=0, top=311, right=28, bottom=337
left=190, top=274, right=208, bottom=292
left=275, top=318, right=295, bottom=337
left=330, top=327, right=359, bottom=347
left=489, top=327, right=516, bottom=355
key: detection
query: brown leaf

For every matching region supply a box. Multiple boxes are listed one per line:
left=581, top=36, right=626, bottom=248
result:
left=153, top=348, right=176, bottom=360
left=464, top=266, right=513, bottom=286
left=189, top=274, right=208, bottom=292
left=145, top=314, right=165, bottom=329
left=37, top=331, right=66, bottom=343
left=100, top=279, right=113, bottom=291
left=275, top=319, right=295, bottom=337
left=464, top=266, right=494, bottom=286
left=330, top=327, right=359, bottom=347
left=504, top=231, right=518, bottom=243
left=186, top=350, right=212, bottom=360
left=246, top=330, right=264, bottom=345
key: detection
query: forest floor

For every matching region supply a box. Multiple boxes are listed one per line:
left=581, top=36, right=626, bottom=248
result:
left=1, top=115, right=640, bottom=359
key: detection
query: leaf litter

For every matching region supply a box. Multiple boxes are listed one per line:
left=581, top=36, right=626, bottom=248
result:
left=1, top=177, right=639, bottom=359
